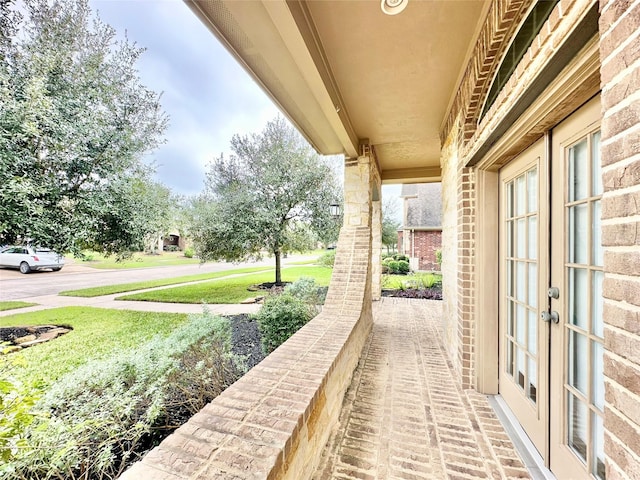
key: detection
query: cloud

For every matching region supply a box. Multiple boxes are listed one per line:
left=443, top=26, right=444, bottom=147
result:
left=90, top=0, right=280, bottom=196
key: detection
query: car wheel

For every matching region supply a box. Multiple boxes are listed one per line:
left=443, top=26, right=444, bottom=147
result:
left=19, top=262, right=31, bottom=274
left=52, top=267, right=62, bottom=271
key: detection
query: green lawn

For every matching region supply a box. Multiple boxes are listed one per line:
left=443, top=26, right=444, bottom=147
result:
left=75, top=250, right=200, bottom=269
left=0, top=301, right=38, bottom=311
left=60, top=266, right=273, bottom=297
left=2, top=307, right=188, bottom=387
left=117, top=266, right=333, bottom=304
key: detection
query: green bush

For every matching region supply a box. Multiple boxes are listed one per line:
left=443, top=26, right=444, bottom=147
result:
left=284, top=276, right=326, bottom=305
left=393, top=253, right=409, bottom=262
left=397, top=260, right=410, bottom=274
left=385, top=259, right=410, bottom=275
left=0, top=353, right=38, bottom=465
left=382, top=256, right=394, bottom=266
left=184, top=247, right=194, bottom=258
left=316, top=249, right=336, bottom=268
left=3, top=309, right=243, bottom=480
left=164, top=245, right=179, bottom=252
left=387, top=260, right=399, bottom=273
left=255, top=294, right=315, bottom=354
left=435, top=249, right=442, bottom=266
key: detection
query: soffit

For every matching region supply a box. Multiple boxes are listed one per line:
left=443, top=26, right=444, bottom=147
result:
left=186, top=0, right=488, bottom=183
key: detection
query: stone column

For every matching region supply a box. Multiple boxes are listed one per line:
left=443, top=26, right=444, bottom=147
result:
left=371, top=190, right=382, bottom=301
left=343, top=156, right=374, bottom=228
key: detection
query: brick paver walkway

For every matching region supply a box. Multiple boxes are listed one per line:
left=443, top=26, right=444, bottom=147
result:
left=314, top=298, right=531, bottom=480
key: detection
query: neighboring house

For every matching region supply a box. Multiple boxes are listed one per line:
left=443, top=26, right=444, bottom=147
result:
left=398, top=183, right=442, bottom=271
left=162, top=232, right=185, bottom=251
left=124, top=2, right=639, bottom=480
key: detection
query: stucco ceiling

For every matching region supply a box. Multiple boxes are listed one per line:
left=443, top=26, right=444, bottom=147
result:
left=187, top=0, right=490, bottom=182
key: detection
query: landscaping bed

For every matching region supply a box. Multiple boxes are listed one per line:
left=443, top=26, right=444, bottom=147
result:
left=381, top=286, right=443, bottom=300
left=1, top=310, right=266, bottom=480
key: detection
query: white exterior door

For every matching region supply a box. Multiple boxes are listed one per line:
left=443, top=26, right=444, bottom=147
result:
left=499, top=96, right=604, bottom=480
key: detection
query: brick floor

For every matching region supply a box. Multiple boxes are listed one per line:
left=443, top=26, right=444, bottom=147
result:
left=313, top=298, right=531, bottom=480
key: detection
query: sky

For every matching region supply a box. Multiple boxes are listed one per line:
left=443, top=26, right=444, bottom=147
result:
left=89, top=0, right=403, bottom=221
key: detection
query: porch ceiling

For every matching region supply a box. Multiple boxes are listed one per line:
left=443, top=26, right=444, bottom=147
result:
left=186, top=0, right=489, bottom=183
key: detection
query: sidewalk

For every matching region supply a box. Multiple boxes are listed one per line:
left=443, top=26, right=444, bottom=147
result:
left=0, top=293, right=261, bottom=317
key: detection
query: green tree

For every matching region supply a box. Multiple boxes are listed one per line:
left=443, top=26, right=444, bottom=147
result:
left=0, top=0, right=168, bottom=255
left=191, top=116, right=341, bottom=285
left=382, top=197, right=401, bottom=253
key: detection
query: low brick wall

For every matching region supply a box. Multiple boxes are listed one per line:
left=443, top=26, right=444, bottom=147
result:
left=120, top=226, right=373, bottom=479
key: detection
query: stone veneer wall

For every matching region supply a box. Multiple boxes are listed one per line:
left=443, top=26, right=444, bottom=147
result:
left=440, top=122, right=461, bottom=374
left=119, top=157, right=378, bottom=479
left=599, top=1, right=640, bottom=478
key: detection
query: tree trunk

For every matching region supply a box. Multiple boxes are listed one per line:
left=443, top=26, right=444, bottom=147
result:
left=275, top=249, right=282, bottom=285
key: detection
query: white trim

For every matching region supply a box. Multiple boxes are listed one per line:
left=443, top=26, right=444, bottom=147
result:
left=489, top=396, right=557, bottom=480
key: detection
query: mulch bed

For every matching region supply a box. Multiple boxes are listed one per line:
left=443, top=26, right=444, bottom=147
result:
left=1, top=325, right=73, bottom=351
left=229, top=314, right=265, bottom=368
left=381, top=287, right=443, bottom=300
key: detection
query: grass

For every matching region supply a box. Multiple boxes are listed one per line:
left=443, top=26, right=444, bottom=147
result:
left=75, top=250, right=200, bottom=269
left=2, top=307, right=188, bottom=387
left=117, top=266, right=333, bottom=304
left=59, top=266, right=273, bottom=297
left=383, top=272, right=442, bottom=290
left=0, top=301, right=38, bottom=311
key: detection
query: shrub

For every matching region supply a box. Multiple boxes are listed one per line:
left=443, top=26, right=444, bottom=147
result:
left=387, top=260, right=399, bottom=273
left=435, top=249, right=442, bottom=266
left=0, top=353, right=38, bottom=465
left=385, top=259, right=410, bottom=275
left=184, top=247, right=194, bottom=258
left=255, top=294, right=315, bottom=354
left=397, top=260, right=410, bottom=274
left=382, top=256, right=394, bottom=266
left=164, top=245, right=179, bottom=252
left=285, top=277, right=326, bottom=305
left=316, top=249, right=336, bottom=267
left=3, top=309, right=243, bottom=480
left=393, top=253, right=409, bottom=262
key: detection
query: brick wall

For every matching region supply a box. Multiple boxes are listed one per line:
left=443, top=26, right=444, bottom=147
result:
left=599, top=1, right=640, bottom=478
left=402, top=230, right=442, bottom=271
left=457, top=167, right=476, bottom=389
left=119, top=228, right=375, bottom=480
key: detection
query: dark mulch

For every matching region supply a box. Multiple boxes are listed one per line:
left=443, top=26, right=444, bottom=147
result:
left=381, top=287, right=443, bottom=300
left=228, top=313, right=265, bottom=369
left=0, top=325, right=72, bottom=344
left=247, top=281, right=290, bottom=295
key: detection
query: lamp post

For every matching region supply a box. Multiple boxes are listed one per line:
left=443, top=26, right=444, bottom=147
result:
left=329, top=203, right=341, bottom=219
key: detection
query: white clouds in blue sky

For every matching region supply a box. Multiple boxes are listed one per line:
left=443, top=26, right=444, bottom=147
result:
left=89, top=0, right=280, bottom=196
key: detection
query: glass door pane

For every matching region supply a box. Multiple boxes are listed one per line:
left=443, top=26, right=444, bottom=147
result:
left=550, top=98, right=604, bottom=480
left=500, top=138, right=548, bottom=458
left=504, top=165, right=539, bottom=404
left=563, top=130, right=605, bottom=480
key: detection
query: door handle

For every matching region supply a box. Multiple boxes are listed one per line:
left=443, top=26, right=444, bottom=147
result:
left=541, top=311, right=559, bottom=324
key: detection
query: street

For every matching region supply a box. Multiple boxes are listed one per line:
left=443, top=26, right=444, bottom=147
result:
left=0, top=255, right=309, bottom=302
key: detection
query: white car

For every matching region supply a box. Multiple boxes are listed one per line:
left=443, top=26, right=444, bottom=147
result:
left=0, top=246, right=65, bottom=274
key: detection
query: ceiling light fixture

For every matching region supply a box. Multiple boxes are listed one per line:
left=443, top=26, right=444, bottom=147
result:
left=381, top=0, right=408, bottom=16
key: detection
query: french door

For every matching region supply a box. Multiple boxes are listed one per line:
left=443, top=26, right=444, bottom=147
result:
left=499, top=96, right=604, bottom=479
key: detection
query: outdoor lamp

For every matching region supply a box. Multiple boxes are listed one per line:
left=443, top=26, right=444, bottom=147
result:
left=330, top=203, right=341, bottom=218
